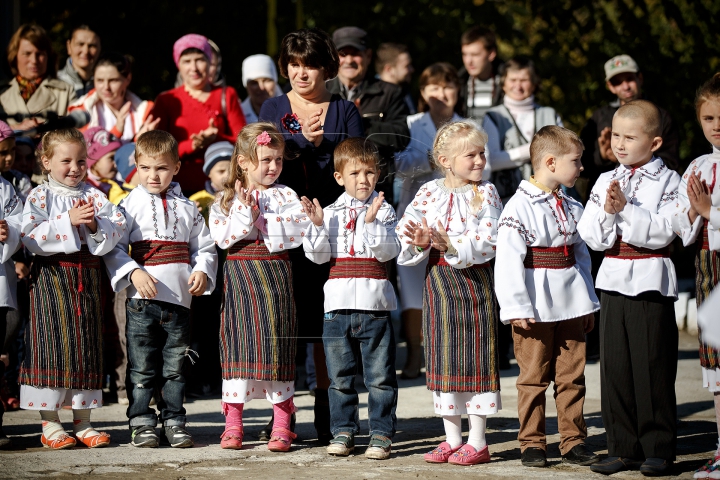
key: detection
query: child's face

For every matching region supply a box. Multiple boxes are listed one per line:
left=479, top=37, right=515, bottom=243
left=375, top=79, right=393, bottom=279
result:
left=136, top=153, right=180, bottom=194
left=440, top=143, right=487, bottom=184
left=611, top=115, right=662, bottom=167
left=0, top=138, right=16, bottom=173
left=13, top=144, right=34, bottom=177
left=242, top=145, right=283, bottom=189
left=550, top=145, right=584, bottom=188
left=208, top=160, right=230, bottom=191
left=334, top=160, right=378, bottom=202
left=91, top=151, right=118, bottom=180
left=700, top=100, right=720, bottom=149
left=42, top=142, right=87, bottom=187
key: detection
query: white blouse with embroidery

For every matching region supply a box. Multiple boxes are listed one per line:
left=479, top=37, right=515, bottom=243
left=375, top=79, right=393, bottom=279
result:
left=208, top=184, right=312, bottom=252
left=671, top=147, right=720, bottom=249
left=21, top=180, right=125, bottom=257
left=396, top=179, right=502, bottom=268
left=0, top=177, right=23, bottom=309
left=303, top=191, right=400, bottom=312
left=577, top=157, right=680, bottom=298
left=104, top=183, right=217, bottom=309
left=495, top=180, right=599, bottom=323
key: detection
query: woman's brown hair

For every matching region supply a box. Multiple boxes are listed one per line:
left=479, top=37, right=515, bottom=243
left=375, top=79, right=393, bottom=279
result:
left=278, top=28, right=339, bottom=81
left=417, top=62, right=460, bottom=113
left=219, top=122, right=287, bottom=215
left=6, top=24, right=57, bottom=78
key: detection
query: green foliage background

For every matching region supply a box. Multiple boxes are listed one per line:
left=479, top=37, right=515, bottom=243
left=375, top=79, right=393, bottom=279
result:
left=12, top=0, right=720, bottom=164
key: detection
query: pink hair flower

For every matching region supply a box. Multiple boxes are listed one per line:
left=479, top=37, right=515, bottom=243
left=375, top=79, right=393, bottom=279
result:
left=257, top=131, right=272, bottom=146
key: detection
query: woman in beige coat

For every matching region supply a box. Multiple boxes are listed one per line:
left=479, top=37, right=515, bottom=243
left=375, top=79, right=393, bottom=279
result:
left=0, top=24, right=75, bottom=130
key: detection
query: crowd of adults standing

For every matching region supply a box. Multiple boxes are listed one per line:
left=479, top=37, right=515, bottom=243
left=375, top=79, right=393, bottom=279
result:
left=0, top=20, right=682, bottom=441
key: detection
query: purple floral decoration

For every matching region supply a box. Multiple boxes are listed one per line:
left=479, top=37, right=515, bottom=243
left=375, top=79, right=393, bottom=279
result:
left=281, top=113, right=302, bottom=134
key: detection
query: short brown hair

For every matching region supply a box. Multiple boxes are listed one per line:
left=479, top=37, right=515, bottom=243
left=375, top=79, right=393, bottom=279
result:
left=7, top=24, right=57, bottom=77
left=135, top=131, right=179, bottom=164
left=38, top=128, right=86, bottom=173
left=615, top=99, right=662, bottom=137
left=278, top=28, right=339, bottom=81
left=334, top=137, right=380, bottom=173
left=695, top=73, right=720, bottom=121
left=530, top=125, right=584, bottom=171
left=500, top=57, right=541, bottom=91
left=460, top=26, right=497, bottom=51
left=375, top=43, right=408, bottom=75
left=418, top=62, right=460, bottom=112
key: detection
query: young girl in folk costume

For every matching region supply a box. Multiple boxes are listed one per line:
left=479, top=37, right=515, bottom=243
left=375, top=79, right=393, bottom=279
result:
left=397, top=121, right=502, bottom=466
left=672, top=74, right=720, bottom=479
left=18, top=128, right=126, bottom=449
left=209, top=122, right=312, bottom=452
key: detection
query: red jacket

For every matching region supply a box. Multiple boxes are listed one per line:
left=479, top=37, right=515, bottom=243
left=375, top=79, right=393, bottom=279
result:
left=152, top=85, right=246, bottom=192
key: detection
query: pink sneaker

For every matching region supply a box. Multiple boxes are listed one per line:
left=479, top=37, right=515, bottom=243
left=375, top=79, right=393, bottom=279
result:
left=448, top=444, right=491, bottom=465
left=267, top=427, right=297, bottom=452
left=424, top=441, right=462, bottom=463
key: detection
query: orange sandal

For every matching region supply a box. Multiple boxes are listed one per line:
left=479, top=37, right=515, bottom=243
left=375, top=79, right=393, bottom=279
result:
left=75, top=431, right=111, bottom=448
left=41, top=433, right=76, bottom=449
left=267, top=427, right=296, bottom=452
left=220, top=427, right=243, bottom=449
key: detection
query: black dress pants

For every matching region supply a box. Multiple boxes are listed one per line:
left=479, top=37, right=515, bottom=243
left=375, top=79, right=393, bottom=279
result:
left=600, top=290, right=678, bottom=460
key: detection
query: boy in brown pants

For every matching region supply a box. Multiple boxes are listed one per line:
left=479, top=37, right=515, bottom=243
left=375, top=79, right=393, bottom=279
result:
left=495, top=126, right=601, bottom=467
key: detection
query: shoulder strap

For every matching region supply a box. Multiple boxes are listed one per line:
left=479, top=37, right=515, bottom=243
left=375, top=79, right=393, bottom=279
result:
left=502, top=105, right=530, bottom=145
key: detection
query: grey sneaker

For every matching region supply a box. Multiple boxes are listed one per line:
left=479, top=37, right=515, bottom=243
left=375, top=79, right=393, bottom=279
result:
left=327, top=432, right=354, bottom=456
left=162, top=425, right=194, bottom=448
left=365, top=434, right=392, bottom=460
left=130, top=425, right=159, bottom=448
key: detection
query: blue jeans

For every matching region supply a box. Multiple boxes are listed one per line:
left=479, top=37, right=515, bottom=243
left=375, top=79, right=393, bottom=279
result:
left=126, top=298, right=191, bottom=428
left=323, top=310, right=398, bottom=438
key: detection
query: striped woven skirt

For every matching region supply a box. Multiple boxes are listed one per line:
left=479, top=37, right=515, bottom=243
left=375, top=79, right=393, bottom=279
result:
left=220, top=242, right=297, bottom=382
left=19, top=247, right=104, bottom=390
left=696, top=225, right=720, bottom=370
left=422, top=254, right=500, bottom=393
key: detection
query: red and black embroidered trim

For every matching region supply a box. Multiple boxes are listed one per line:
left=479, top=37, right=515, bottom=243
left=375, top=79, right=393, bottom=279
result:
left=605, top=236, right=669, bottom=259
left=131, top=240, right=190, bottom=266
left=329, top=257, right=388, bottom=280
left=523, top=245, right=576, bottom=269
left=227, top=241, right=290, bottom=261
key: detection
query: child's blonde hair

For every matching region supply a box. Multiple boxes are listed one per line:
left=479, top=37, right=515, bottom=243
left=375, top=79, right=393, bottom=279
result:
left=695, top=73, right=720, bottom=120
left=333, top=137, right=380, bottom=173
left=135, top=130, right=179, bottom=163
left=219, top=122, right=286, bottom=215
left=530, top=125, right=584, bottom=171
left=614, top=99, right=662, bottom=137
left=38, top=128, right=86, bottom=174
left=431, top=121, right=488, bottom=172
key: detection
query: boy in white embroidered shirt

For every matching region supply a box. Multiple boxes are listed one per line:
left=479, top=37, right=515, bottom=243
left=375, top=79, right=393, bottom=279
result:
left=301, top=137, right=400, bottom=460
left=104, top=131, right=218, bottom=449
left=577, top=100, right=680, bottom=476
left=495, top=125, right=600, bottom=468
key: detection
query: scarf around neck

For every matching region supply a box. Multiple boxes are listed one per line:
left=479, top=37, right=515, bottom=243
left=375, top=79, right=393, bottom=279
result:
left=47, top=174, right=85, bottom=198
left=503, top=95, right=535, bottom=115
left=16, top=76, right=43, bottom=102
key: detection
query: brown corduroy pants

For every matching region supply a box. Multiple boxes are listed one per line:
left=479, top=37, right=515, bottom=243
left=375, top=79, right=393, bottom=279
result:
left=512, top=317, right=588, bottom=454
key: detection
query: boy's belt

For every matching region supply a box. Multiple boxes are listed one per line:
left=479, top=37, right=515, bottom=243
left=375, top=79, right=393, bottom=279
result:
left=701, top=218, right=711, bottom=251
left=227, top=240, right=289, bottom=261
left=329, top=257, right=388, bottom=280
left=605, top=236, right=669, bottom=259
left=427, top=250, right=490, bottom=268
left=131, top=241, right=190, bottom=266
left=523, top=245, right=576, bottom=269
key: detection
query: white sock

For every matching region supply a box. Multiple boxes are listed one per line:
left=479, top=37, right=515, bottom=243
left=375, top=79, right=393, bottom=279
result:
left=442, top=415, right=462, bottom=449
left=467, top=414, right=487, bottom=450
left=72, top=409, right=99, bottom=438
left=40, top=410, right=65, bottom=440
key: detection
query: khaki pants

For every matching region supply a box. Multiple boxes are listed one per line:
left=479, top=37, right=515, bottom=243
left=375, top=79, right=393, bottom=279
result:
left=513, top=317, right=587, bottom=454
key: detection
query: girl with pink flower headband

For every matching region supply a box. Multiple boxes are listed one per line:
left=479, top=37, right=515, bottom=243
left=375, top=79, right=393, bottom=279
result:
left=209, top=122, right=314, bottom=452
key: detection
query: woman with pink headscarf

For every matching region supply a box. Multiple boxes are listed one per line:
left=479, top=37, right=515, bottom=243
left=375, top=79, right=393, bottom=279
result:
left=151, top=34, right=246, bottom=193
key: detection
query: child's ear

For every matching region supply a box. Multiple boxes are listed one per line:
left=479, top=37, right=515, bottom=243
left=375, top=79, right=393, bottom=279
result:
left=237, top=154, right=247, bottom=169
left=545, top=154, right=556, bottom=172
left=437, top=154, right=450, bottom=170
left=333, top=171, right=345, bottom=186
left=41, top=155, right=50, bottom=172
left=650, top=136, right=663, bottom=153
left=173, top=161, right=181, bottom=175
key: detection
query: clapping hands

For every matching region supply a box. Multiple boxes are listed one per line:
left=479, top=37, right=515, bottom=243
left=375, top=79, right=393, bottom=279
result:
left=236, top=181, right=260, bottom=222
left=299, top=108, right=324, bottom=147
left=191, top=118, right=219, bottom=151
left=300, top=196, right=324, bottom=227
left=604, top=180, right=626, bottom=214
left=69, top=198, right=98, bottom=233
left=687, top=171, right=712, bottom=221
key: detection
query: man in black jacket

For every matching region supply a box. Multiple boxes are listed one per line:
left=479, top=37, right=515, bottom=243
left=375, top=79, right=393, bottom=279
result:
left=326, top=26, right=410, bottom=205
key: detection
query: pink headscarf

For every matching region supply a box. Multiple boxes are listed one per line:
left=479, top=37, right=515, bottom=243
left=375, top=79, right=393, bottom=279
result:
left=0, top=120, right=13, bottom=142
left=173, top=34, right=212, bottom=68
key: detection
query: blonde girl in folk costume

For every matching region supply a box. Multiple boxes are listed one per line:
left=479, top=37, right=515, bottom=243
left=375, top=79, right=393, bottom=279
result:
left=396, top=121, right=502, bottom=466
left=672, top=74, right=720, bottom=479
left=18, top=128, right=126, bottom=449
left=209, top=122, right=312, bottom=452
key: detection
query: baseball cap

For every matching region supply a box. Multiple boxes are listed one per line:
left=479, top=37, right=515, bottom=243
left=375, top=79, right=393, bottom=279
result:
left=333, top=26, right=368, bottom=51
left=203, top=141, right=234, bottom=175
left=84, top=127, right=122, bottom=168
left=604, top=54, right=640, bottom=81
left=115, top=142, right=137, bottom=183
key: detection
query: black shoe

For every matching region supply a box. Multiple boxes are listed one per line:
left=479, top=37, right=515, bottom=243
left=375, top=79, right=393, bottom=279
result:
left=521, top=447, right=547, bottom=467
left=130, top=425, right=159, bottom=448
left=562, top=444, right=600, bottom=466
left=161, top=425, right=194, bottom=448
left=640, top=458, right=671, bottom=476
left=590, top=456, right=643, bottom=475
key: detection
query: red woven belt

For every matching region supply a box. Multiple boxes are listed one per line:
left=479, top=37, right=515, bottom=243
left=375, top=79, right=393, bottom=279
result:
left=131, top=241, right=190, bottom=266
left=227, top=241, right=289, bottom=261
left=329, top=257, right=388, bottom=280
left=38, top=245, right=100, bottom=269
left=523, top=245, right=576, bottom=269
left=701, top=218, right=711, bottom=251
left=605, top=236, right=669, bottom=259
left=427, top=250, right=490, bottom=268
